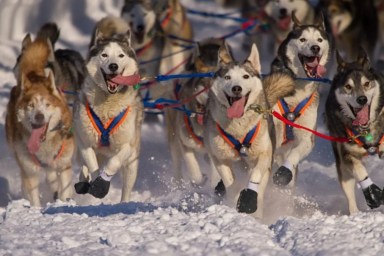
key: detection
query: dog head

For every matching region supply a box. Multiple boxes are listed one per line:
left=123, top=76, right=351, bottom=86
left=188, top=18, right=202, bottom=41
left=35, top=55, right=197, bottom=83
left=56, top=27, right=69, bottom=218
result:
left=280, top=12, right=330, bottom=78
left=333, top=48, right=383, bottom=127
left=211, top=43, right=263, bottom=119
left=121, top=0, right=157, bottom=45
left=264, top=0, right=312, bottom=31
left=17, top=70, right=66, bottom=153
left=188, top=38, right=226, bottom=73
left=88, top=30, right=139, bottom=94
left=323, top=0, right=353, bottom=36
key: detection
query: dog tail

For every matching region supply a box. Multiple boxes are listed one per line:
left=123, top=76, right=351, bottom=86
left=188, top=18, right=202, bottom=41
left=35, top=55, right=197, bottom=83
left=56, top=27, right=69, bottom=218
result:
left=36, top=22, right=60, bottom=47
left=263, top=73, right=295, bottom=107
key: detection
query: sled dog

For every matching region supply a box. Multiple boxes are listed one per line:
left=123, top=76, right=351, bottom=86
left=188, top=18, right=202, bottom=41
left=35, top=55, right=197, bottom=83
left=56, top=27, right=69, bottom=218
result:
left=204, top=43, right=295, bottom=217
left=73, top=29, right=144, bottom=201
left=322, top=0, right=378, bottom=61
left=6, top=37, right=74, bottom=207
left=270, top=13, right=330, bottom=187
left=171, top=38, right=224, bottom=186
left=14, top=23, right=86, bottom=106
left=325, top=49, right=384, bottom=214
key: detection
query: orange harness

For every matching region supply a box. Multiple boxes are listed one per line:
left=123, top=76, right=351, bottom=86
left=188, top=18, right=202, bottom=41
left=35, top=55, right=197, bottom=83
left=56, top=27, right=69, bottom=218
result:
left=31, top=141, right=66, bottom=167
left=184, top=114, right=203, bottom=146
left=346, top=128, right=384, bottom=155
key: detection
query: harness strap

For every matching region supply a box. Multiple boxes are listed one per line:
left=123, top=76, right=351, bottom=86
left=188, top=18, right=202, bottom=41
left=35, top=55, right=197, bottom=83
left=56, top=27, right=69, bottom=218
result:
left=136, top=39, right=155, bottom=57
left=216, top=122, right=261, bottom=156
left=184, top=114, right=203, bottom=146
left=86, top=101, right=131, bottom=147
left=160, top=6, right=173, bottom=28
left=31, top=141, right=66, bottom=167
left=346, top=127, right=384, bottom=155
left=277, top=92, right=316, bottom=144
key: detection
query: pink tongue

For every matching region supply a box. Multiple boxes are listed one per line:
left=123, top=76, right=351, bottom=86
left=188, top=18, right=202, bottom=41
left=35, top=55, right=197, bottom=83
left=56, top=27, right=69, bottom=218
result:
left=227, top=97, right=246, bottom=119
left=110, top=74, right=141, bottom=86
left=352, top=105, right=369, bottom=126
left=277, top=16, right=291, bottom=30
left=316, top=65, right=326, bottom=77
left=197, top=114, right=204, bottom=126
left=306, top=58, right=319, bottom=68
left=27, top=127, right=46, bottom=154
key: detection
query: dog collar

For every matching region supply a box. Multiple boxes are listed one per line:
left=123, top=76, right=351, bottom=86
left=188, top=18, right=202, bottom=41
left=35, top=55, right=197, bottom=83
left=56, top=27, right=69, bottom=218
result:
left=346, top=128, right=384, bottom=155
left=277, top=92, right=316, bottom=144
left=86, top=101, right=131, bottom=147
left=184, top=114, right=203, bottom=146
left=216, top=122, right=261, bottom=157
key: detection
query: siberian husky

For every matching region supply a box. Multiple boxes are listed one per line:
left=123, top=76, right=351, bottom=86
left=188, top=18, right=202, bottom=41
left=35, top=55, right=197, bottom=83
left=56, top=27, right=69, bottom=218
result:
left=204, top=43, right=295, bottom=217
left=14, top=23, right=86, bottom=106
left=322, top=0, right=378, bottom=61
left=171, top=38, right=224, bottom=187
left=6, top=37, right=74, bottom=207
left=121, top=0, right=192, bottom=100
left=325, top=49, right=384, bottom=214
left=270, top=13, right=330, bottom=187
left=73, top=29, right=144, bottom=201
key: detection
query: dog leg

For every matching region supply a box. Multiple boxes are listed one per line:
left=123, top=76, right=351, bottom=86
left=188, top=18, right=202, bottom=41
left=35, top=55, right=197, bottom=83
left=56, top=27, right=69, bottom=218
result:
left=58, top=166, right=73, bottom=202
left=121, top=152, right=139, bottom=202
left=169, top=135, right=183, bottom=186
left=46, top=169, right=59, bottom=201
left=21, top=170, right=41, bottom=207
left=338, top=162, right=359, bottom=214
left=183, top=147, right=204, bottom=186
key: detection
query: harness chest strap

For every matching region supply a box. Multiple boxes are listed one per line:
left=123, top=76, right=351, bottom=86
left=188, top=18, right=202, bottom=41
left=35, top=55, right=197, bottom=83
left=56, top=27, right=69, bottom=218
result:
left=86, top=101, right=131, bottom=147
left=346, top=128, right=384, bottom=155
left=216, top=122, right=261, bottom=156
left=277, top=92, right=316, bottom=144
left=31, top=140, right=66, bottom=167
left=184, top=114, right=203, bottom=146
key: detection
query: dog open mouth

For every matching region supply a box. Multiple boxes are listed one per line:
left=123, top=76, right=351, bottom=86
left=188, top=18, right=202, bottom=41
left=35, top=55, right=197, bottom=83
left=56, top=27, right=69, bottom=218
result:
left=135, top=31, right=145, bottom=44
left=101, top=69, right=120, bottom=94
left=349, top=104, right=370, bottom=127
left=299, top=54, right=326, bottom=78
left=277, top=15, right=291, bottom=30
left=101, top=69, right=140, bottom=94
left=28, top=123, right=48, bottom=154
left=225, top=91, right=250, bottom=119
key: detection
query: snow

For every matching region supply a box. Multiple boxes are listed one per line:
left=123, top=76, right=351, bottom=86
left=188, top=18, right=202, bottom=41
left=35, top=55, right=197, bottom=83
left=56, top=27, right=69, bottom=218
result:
left=0, top=0, right=384, bottom=255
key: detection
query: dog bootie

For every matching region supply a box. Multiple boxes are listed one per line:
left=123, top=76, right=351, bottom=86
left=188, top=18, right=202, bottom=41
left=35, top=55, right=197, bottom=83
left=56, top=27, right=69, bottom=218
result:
left=89, top=176, right=110, bottom=199
left=363, top=184, right=382, bottom=209
left=273, top=166, right=293, bottom=186
left=237, top=189, right=258, bottom=213
left=74, top=181, right=91, bottom=194
left=214, top=180, right=226, bottom=197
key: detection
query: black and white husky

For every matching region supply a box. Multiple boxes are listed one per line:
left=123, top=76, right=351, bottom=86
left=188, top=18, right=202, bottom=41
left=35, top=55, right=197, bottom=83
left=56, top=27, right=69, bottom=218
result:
left=204, top=43, right=295, bottom=217
left=270, top=13, right=330, bottom=187
left=325, top=49, right=384, bottom=214
left=73, top=29, right=144, bottom=201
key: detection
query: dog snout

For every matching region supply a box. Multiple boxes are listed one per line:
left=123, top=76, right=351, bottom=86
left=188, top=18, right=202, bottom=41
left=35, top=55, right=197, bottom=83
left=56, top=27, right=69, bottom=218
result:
left=109, top=63, right=118, bottom=72
left=232, top=85, right=242, bottom=96
left=310, top=45, right=320, bottom=55
left=356, top=96, right=368, bottom=106
left=279, top=8, right=287, bottom=17
left=137, top=24, right=145, bottom=32
left=35, top=112, right=45, bottom=124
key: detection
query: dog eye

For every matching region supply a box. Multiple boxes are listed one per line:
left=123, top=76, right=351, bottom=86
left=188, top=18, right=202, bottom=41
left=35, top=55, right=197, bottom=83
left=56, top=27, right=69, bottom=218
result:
left=300, top=38, right=306, bottom=42
left=243, top=74, right=249, bottom=79
left=118, top=54, right=125, bottom=58
left=224, top=75, right=231, bottom=80
left=345, top=84, right=352, bottom=90
left=28, top=103, right=34, bottom=108
left=364, top=81, right=370, bottom=88
left=317, top=38, right=323, bottom=43
left=45, top=103, right=51, bottom=107
left=101, top=53, right=108, bottom=58
left=130, top=14, right=135, bottom=18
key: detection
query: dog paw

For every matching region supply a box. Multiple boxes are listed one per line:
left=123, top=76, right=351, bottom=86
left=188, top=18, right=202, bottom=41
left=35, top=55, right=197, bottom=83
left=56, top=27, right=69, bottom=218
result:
left=214, top=180, right=226, bottom=197
left=237, top=189, right=257, bottom=214
left=74, top=181, right=91, bottom=194
left=88, top=176, right=110, bottom=199
left=363, top=184, right=382, bottom=209
left=273, top=166, right=292, bottom=186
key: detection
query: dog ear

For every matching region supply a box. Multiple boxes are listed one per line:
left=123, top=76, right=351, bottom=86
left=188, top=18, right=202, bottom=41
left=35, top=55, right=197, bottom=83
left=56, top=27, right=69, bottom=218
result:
left=45, top=69, right=61, bottom=98
left=46, top=38, right=55, bottom=64
left=336, top=50, right=346, bottom=72
left=314, top=12, right=326, bottom=31
left=95, top=29, right=106, bottom=45
left=291, top=11, right=302, bottom=30
left=21, top=34, right=32, bottom=50
left=218, top=43, right=233, bottom=66
left=246, top=43, right=261, bottom=73
left=124, top=29, right=132, bottom=45
left=357, top=47, right=370, bottom=70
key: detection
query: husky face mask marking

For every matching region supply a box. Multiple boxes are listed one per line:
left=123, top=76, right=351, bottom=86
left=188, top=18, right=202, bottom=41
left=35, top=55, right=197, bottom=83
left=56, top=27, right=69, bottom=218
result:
left=89, top=32, right=138, bottom=94
left=334, top=50, right=380, bottom=127
left=121, top=1, right=156, bottom=44
left=212, top=44, right=263, bottom=119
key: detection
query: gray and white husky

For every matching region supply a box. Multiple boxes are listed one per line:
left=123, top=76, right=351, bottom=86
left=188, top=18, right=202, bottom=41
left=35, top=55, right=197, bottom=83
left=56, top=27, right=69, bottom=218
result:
left=325, top=49, right=384, bottom=214
left=204, top=43, right=295, bottom=217
left=73, top=29, right=144, bottom=201
left=270, top=13, right=330, bottom=187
